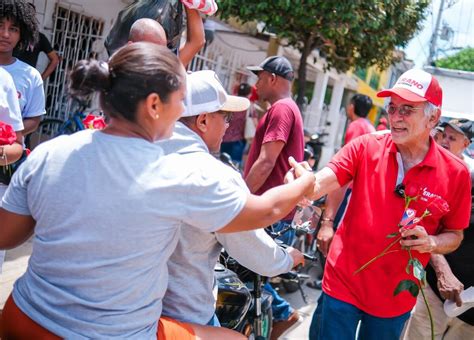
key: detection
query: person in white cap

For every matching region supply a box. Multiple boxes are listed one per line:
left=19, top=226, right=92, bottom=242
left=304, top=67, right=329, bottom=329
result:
left=157, top=70, right=305, bottom=328
left=403, top=118, right=474, bottom=339
left=292, top=68, right=472, bottom=339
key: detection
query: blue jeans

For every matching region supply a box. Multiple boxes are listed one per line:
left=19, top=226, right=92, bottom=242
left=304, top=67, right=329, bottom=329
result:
left=206, top=313, right=221, bottom=327
left=309, top=293, right=410, bottom=340
left=263, top=282, right=293, bottom=321
left=220, top=140, right=246, bottom=165
left=265, top=220, right=294, bottom=321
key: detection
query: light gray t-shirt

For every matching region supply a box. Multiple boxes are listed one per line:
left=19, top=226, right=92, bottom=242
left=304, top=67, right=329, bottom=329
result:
left=2, top=129, right=247, bottom=339
left=159, top=122, right=293, bottom=324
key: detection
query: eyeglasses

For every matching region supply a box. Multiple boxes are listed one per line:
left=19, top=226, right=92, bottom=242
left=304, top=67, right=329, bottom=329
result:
left=387, top=104, right=422, bottom=117
left=220, top=111, right=233, bottom=124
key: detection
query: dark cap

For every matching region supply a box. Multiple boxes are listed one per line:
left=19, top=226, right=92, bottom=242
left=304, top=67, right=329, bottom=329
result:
left=440, top=119, right=474, bottom=141
left=247, top=56, right=295, bottom=81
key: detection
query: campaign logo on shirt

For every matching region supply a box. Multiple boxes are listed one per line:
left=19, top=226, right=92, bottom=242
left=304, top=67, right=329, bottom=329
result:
left=418, top=187, right=450, bottom=216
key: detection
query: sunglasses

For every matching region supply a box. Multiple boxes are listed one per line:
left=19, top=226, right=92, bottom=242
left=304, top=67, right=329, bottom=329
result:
left=386, top=104, right=423, bottom=117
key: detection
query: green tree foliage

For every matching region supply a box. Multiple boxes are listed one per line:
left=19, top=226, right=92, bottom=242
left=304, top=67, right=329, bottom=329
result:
left=435, top=48, right=474, bottom=72
left=218, top=0, right=429, bottom=108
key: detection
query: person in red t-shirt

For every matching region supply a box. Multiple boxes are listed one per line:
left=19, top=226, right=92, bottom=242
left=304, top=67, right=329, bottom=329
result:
left=245, top=56, right=304, bottom=339
left=377, top=116, right=389, bottom=131
left=320, top=94, right=376, bottom=238
left=292, top=69, right=471, bottom=340
left=344, top=94, right=376, bottom=145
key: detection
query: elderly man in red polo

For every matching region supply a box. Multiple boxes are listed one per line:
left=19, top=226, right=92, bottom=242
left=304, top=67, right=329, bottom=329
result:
left=300, top=69, right=471, bottom=340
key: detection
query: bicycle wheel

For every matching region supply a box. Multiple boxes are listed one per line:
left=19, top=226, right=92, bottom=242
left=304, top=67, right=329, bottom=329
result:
left=26, top=119, right=73, bottom=150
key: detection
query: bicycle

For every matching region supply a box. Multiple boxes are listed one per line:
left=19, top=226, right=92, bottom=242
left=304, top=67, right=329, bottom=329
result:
left=26, top=100, right=101, bottom=150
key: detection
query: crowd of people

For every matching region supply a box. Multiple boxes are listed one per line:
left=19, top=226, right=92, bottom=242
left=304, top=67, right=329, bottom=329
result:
left=0, top=0, right=473, bottom=339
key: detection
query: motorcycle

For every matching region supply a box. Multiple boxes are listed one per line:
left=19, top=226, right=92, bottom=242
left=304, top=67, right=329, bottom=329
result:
left=216, top=253, right=274, bottom=340
left=305, top=132, right=328, bottom=171
left=215, top=230, right=317, bottom=339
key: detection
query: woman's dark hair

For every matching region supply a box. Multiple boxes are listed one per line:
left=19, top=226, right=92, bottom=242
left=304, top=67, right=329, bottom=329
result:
left=69, top=42, right=184, bottom=122
left=350, top=94, right=373, bottom=118
left=0, top=0, right=39, bottom=51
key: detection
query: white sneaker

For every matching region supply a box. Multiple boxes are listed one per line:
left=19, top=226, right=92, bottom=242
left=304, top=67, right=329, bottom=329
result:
left=444, top=286, right=474, bottom=318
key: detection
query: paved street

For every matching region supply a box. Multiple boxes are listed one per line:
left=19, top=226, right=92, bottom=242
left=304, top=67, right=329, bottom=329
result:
left=0, top=240, right=32, bottom=310
left=0, top=241, right=321, bottom=339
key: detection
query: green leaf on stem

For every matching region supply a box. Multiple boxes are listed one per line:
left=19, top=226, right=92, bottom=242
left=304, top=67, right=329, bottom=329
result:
left=412, top=258, right=425, bottom=281
left=394, top=279, right=419, bottom=297
left=387, top=232, right=399, bottom=238
left=405, top=259, right=414, bottom=274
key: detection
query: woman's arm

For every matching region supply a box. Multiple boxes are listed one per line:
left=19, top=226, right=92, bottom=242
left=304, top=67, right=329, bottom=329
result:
left=179, top=7, right=205, bottom=67
left=220, top=172, right=314, bottom=233
left=220, top=160, right=316, bottom=233
left=0, top=209, right=35, bottom=249
left=0, top=131, right=24, bottom=166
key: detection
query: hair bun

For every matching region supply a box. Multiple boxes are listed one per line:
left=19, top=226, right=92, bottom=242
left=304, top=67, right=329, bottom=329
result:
left=69, top=59, right=111, bottom=98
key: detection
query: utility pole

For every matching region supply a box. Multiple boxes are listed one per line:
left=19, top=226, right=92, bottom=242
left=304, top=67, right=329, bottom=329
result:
left=428, top=0, right=446, bottom=65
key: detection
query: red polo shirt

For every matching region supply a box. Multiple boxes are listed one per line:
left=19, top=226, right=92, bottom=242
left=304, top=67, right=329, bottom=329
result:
left=323, top=133, right=471, bottom=317
left=244, top=98, right=304, bottom=220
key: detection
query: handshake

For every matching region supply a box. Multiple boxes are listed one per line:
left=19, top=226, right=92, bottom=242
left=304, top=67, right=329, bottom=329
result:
left=286, top=157, right=315, bottom=200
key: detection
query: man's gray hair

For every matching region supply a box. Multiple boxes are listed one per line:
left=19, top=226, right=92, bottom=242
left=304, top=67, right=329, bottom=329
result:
left=424, top=102, right=439, bottom=118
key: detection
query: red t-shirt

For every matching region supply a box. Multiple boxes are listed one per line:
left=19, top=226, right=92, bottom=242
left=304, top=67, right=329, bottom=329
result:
left=244, top=98, right=304, bottom=209
left=323, top=133, right=471, bottom=317
left=344, top=118, right=375, bottom=145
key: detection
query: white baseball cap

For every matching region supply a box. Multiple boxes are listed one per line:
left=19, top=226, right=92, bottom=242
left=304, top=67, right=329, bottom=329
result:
left=377, top=69, right=443, bottom=107
left=182, top=70, right=250, bottom=117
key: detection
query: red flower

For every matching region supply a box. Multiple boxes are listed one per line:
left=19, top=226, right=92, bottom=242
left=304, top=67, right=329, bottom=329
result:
left=404, top=182, right=422, bottom=198
left=83, top=114, right=106, bottom=130
left=0, top=121, right=17, bottom=145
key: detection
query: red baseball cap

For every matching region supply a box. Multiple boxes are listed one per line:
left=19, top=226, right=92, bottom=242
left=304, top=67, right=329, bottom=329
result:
left=377, top=69, right=442, bottom=107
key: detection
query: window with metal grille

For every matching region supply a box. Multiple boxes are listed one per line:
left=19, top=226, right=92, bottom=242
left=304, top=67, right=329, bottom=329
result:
left=45, top=5, right=104, bottom=121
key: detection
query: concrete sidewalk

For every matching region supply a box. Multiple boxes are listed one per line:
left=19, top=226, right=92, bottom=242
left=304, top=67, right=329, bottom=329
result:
left=279, top=283, right=321, bottom=339
left=0, top=240, right=32, bottom=309
left=0, top=243, right=321, bottom=339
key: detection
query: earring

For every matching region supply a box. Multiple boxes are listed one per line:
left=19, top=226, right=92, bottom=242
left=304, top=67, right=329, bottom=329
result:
left=154, top=114, right=159, bottom=120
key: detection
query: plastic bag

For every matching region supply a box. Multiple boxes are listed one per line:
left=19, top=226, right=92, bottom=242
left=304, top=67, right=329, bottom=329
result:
left=105, top=0, right=184, bottom=55
left=181, top=0, right=218, bottom=15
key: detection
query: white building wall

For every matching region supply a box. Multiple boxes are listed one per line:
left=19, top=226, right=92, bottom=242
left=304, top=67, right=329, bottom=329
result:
left=425, top=66, right=474, bottom=117
left=33, top=0, right=127, bottom=70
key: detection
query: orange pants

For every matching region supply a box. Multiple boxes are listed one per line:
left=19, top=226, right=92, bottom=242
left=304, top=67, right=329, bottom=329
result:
left=0, top=295, right=195, bottom=340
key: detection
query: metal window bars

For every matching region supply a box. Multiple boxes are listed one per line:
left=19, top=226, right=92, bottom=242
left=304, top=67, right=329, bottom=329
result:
left=45, top=4, right=104, bottom=121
